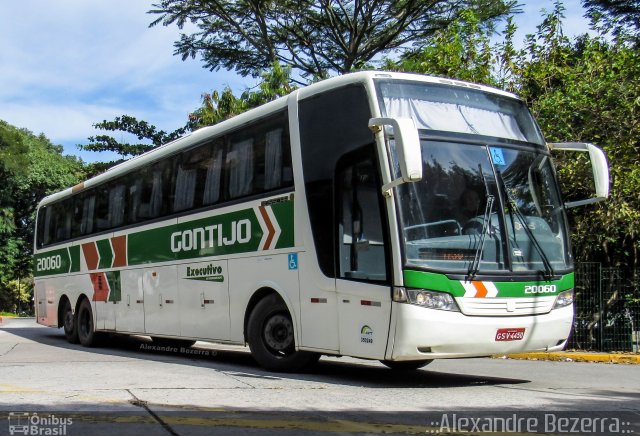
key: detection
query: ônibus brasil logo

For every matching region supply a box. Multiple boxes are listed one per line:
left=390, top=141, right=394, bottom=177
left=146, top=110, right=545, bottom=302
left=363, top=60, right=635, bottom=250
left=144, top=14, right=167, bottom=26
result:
left=8, top=412, right=72, bottom=435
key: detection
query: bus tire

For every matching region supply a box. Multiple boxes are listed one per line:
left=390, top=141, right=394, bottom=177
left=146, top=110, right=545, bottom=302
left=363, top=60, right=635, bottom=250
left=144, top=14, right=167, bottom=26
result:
left=247, top=294, right=319, bottom=372
left=61, top=299, right=79, bottom=344
left=77, top=298, right=99, bottom=347
left=380, top=359, right=433, bottom=371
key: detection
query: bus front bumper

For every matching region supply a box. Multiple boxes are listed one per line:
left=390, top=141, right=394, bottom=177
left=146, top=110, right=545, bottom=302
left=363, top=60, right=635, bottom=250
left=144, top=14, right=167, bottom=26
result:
left=389, top=302, right=573, bottom=360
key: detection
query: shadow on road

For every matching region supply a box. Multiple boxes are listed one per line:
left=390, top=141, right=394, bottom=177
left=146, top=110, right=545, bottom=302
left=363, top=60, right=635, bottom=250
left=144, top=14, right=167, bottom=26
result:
left=1, top=318, right=530, bottom=389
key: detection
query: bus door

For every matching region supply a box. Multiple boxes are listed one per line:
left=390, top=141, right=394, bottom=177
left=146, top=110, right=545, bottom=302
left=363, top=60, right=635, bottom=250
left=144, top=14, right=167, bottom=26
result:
left=334, top=148, right=392, bottom=359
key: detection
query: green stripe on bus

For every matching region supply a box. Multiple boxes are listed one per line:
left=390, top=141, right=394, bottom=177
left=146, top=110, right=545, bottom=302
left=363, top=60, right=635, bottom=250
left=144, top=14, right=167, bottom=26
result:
left=272, top=201, right=294, bottom=249
left=69, top=246, right=80, bottom=273
left=34, top=202, right=295, bottom=275
left=127, top=204, right=294, bottom=265
left=96, top=239, right=114, bottom=269
left=403, top=270, right=574, bottom=298
left=34, top=247, right=74, bottom=277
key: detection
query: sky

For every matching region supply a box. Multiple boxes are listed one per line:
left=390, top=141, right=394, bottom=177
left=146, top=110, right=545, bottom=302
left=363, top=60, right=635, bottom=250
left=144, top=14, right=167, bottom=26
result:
left=0, top=0, right=594, bottom=163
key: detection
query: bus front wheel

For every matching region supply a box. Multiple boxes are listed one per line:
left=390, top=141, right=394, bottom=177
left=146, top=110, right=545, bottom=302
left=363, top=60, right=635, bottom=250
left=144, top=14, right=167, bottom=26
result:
left=61, top=299, right=79, bottom=344
left=247, top=294, right=319, bottom=372
left=77, top=298, right=99, bottom=347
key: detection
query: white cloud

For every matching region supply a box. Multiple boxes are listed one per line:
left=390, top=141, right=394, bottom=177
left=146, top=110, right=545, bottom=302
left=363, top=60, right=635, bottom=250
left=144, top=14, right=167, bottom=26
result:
left=0, top=0, right=253, bottom=162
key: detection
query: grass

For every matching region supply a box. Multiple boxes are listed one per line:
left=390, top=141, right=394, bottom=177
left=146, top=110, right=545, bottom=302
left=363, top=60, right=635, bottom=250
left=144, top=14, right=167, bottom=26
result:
left=0, top=311, right=33, bottom=317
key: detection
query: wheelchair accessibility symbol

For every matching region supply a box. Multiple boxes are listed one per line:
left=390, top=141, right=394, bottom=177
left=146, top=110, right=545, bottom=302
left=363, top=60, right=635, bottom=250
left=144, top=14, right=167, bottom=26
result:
left=288, top=253, right=298, bottom=270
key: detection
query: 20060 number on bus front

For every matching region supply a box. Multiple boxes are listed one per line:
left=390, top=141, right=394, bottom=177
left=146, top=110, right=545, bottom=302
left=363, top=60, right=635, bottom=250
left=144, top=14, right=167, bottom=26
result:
left=495, top=328, right=526, bottom=341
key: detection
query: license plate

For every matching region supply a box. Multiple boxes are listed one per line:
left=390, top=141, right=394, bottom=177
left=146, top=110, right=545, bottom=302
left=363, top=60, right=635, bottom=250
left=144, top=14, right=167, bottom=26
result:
left=495, top=328, right=525, bottom=341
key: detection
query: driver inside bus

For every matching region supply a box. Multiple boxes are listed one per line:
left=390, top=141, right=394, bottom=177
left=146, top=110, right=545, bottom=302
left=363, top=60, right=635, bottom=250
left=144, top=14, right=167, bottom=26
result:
left=458, top=188, right=480, bottom=220
left=455, top=188, right=482, bottom=230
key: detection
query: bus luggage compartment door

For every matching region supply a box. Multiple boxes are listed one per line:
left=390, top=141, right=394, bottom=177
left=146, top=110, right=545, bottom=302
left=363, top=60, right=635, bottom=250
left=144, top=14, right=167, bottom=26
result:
left=141, top=266, right=180, bottom=336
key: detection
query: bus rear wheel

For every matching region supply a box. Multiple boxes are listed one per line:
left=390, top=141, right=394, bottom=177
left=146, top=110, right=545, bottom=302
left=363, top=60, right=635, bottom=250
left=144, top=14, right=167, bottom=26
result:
left=247, top=294, right=319, bottom=372
left=77, top=298, right=100, bottom=347
left=380, top=360, right=433, bottom=371
left=61, top=299, right=79, bottom=344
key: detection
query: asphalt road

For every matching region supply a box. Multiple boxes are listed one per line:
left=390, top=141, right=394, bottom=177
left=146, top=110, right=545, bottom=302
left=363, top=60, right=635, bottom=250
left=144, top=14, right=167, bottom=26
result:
left=1, top=317, right=638, bottom=435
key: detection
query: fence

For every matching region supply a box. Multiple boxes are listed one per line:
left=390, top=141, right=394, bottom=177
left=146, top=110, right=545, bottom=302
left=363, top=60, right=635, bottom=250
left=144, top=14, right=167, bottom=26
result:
left=568, top=263, right=640, bottom=353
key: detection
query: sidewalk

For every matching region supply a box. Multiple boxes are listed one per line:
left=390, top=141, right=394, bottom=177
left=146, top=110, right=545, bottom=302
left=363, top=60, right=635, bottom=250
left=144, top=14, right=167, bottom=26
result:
left=497, top=351, right=640, bottom=364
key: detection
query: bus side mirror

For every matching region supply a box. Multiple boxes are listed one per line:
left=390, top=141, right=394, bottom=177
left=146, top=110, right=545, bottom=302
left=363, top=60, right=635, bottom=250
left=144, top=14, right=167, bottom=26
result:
left=369, top=117, right=422, bottom=194
left=549, top=142, right=610, bottom=208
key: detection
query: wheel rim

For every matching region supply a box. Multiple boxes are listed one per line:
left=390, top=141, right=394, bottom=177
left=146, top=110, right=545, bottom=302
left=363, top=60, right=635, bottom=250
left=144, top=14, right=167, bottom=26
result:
left=263, top=313, right=294, bottom=355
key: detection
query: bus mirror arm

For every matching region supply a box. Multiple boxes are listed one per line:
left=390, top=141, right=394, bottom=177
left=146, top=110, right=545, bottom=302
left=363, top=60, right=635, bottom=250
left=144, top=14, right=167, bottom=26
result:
left=369, top=117, right=422, bottom=197
left=548, top=142, right=610, bottom=208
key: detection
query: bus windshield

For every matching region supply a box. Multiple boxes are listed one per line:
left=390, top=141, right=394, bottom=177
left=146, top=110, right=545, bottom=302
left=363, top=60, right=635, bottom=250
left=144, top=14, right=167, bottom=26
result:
left=376, top=80, right=571, bottom=276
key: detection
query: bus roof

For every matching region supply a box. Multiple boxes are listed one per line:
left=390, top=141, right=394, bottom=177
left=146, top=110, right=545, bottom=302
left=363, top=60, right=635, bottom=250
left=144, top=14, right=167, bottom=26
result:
left=37, top=71, right=520, bottom=209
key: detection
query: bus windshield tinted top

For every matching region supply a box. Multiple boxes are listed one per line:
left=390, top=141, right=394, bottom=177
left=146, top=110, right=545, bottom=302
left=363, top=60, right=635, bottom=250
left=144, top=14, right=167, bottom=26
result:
left=375, top=79, right=571, bottom=277
left=376, top=79, right=545, bottom=146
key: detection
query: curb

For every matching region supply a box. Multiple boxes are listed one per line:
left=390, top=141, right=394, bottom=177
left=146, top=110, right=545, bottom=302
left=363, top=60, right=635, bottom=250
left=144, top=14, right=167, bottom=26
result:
left=496, top=351, right=640, bottom=364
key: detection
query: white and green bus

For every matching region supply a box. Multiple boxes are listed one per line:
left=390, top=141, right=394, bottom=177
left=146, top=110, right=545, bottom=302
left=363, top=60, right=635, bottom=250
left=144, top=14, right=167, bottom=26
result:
left=34, top=72, right=609, bottom=372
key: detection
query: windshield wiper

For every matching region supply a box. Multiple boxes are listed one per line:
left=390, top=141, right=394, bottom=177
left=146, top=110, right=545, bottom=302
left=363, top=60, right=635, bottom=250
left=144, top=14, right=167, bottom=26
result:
left=495, top=170, right=555, bottom=280
left=467, top=164, right=495, bottom=281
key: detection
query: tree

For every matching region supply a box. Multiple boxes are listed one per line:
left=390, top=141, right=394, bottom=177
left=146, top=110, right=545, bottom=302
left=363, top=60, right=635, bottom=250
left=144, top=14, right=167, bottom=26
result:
left=80, top=64, right=294, bottom=166
left=189, top=63, right=295, bottom=128
left=0, top=121, right=85, bottom=310
left=514, top=11, right=640, bottom=268
left=383, top=9, right=511, bottom=87
left=0, top=278, right=32, bottom=314
left=77, top=115, right=189, bottom=175
left=583, top=0, right=640, bottom=38
left=149, top=0, right=517, bottom=81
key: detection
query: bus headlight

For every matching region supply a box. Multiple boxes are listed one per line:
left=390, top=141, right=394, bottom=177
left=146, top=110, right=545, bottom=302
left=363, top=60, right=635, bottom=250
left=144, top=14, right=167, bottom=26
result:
left=553, top=289, right=574, bottom=309
left=394, top=287, right=460, bottom=312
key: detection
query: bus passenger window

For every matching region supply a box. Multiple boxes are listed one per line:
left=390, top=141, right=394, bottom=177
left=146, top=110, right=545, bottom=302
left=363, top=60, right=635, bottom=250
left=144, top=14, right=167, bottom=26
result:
left=71, top=196, right=83, bottom=238
left=44, top=201, right=72, bottom=244
left=109, top=184, right=126, bottom=228
left=137, top=161, right=173, bottom=220
left=202, top=147, right=223, bottom=206
left=94, top=186, right=110, bottom=232
left=264, top=128, right=283, bottom=190
left=174, top=165, right=197, bottom=212
left=128, top=178, right=142, bottom=223
left=80, top=194, right=96, bottom=236
left=227, top=138, right=254, bottom=198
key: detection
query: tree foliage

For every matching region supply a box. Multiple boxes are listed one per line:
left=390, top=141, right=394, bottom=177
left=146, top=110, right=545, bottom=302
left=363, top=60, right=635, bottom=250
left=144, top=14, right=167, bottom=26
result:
left=515, top=4, right=640, bottom=268
left=0, top=121, right=85, bottom=311
left=77, top=115, right=189, bottom=175
left=189, top=63, right=295, bottom=128
left=0, top=278, right=32, bottom=313
left=582, top=0, right=640, bottom=39
left=383, top=9, right=511, bottom=86
left=388, top=1, right=639, bottom=268
left=148, top=0, right=517, bottom=81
